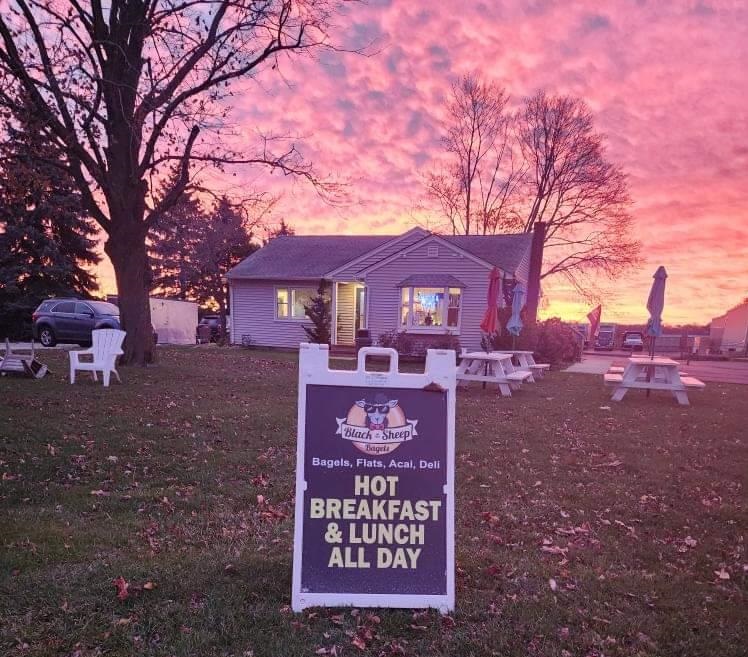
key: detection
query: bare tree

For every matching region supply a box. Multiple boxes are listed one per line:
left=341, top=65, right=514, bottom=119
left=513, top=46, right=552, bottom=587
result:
left=0, top=0, right=348, bottom=364
left=425, top=74, right=523, bottom=235
left=517, top=90, right=640, bottom=289
left=427, top=81, right=641, bottom=295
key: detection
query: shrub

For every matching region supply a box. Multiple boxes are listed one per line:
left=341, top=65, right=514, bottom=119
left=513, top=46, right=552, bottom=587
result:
left=533, top=318, right=580, bottom=366
left=378, top=330, right=460, bottom=358
left=302, top=282, right=332, bottom=344
left=488, top=316, right=580, bottom=367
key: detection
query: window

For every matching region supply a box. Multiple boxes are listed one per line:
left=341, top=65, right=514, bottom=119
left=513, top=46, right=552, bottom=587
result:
left=400, top=286, right=462, bottom=331
left=75, top=302, right=93, bottom=315
left=53, top=302, right=75, bottom=314
left=276, top=287, right=316, bottom=320
left=447, top=287, right=461, bottom=328
left=88, top=301, right=119, bottom=315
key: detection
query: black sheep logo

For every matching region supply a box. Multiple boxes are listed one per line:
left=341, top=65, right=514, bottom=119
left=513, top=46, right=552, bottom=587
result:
left=355, top=393, right=398, bottom=430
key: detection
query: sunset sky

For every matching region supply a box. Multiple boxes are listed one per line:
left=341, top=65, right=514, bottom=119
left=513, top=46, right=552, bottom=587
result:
left=99, top=1, right=748, bottom=326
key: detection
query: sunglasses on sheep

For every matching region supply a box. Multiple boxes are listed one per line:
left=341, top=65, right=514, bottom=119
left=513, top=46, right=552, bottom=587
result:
left=364, top=405, right=391, bottom=414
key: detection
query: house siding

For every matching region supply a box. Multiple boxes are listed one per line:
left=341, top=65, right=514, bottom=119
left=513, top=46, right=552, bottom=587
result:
left=332, top=230, right=427, bottom=280
left=364, top=241, right=500, bottom=352
left=230, top=279, right=315, bottom=348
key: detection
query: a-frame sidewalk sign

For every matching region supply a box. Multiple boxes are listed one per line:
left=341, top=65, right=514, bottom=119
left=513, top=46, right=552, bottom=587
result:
left=292, top=344, right=456, bottom=613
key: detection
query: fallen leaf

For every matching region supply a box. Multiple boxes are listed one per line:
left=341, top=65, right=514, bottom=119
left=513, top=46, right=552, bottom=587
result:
left=593, top=460, right=622, bottom=468
left=113, top=576, right=129, bottom=601
left=549, top=578, right=558, bottom=591
left=142, top=581, right=155, bottom=590
left=351, top=635, right=367, bottom=650
left=714, top=568, right=730, bottom=580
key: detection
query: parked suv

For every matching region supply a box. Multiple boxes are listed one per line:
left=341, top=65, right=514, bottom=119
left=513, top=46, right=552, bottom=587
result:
left=622, top=331, right=645, bottom=351
left=32, top=298, right=121, bottom=347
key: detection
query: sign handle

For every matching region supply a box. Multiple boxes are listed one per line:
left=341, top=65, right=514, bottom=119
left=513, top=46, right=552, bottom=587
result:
left=356, top=346, right=399, bottom=374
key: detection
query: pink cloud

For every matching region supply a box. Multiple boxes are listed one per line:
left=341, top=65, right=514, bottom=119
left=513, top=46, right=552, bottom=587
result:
left=94, top=1, right=748, bottom=325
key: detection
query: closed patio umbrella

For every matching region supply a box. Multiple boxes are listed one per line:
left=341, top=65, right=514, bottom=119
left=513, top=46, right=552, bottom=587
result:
left=646, top=266, right=667, bottom=359
left=479, top=267, right=501, bottom=338
left=477, top=267, right=502, bottom=387
left=507, top=283, right=525, bottom=349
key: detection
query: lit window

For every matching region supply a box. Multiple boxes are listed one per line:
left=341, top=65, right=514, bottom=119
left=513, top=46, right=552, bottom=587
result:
left=291, top=288, right=315, bottom=318
left=276, top=288, right=289, bottom=318
left=400, top=288, right=410, bottom=327
left=413, top=287, right=444, bottom=327
left=276, top=287, right=316, bottom=320
left=399, top=286, right=461, bottom=331
left=447, top=288, right=461, bottom=327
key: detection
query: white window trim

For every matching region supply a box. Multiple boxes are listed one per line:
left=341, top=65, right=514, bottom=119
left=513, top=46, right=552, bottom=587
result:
left=398, top=286, right=462, bottom=334
left=274, top=285, right=317, bottom=322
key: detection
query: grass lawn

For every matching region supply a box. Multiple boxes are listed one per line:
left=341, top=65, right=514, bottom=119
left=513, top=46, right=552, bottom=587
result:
left=1, top=347, right=746, bottom=657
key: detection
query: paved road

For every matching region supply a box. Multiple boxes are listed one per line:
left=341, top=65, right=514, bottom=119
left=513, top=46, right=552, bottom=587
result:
left=566, top=353, right=748, bottom=385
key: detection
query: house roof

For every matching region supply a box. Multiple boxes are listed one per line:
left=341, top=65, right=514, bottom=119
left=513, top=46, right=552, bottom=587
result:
left=442, top=234, right=532, bottom=274
left=228, top=231, right=533, bottom=280
left=227, top=235, right=394, bottom=280
left=396, top=274, right=467, bottom=288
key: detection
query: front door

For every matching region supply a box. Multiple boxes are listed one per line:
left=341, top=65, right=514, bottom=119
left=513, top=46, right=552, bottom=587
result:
left=354, top=286, right=366, bottom=333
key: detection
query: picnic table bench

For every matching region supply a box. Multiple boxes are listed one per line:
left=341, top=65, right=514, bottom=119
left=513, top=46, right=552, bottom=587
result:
left=456, top=351, right=532, bottom=397
left=497, top=349, right=551, bottom=379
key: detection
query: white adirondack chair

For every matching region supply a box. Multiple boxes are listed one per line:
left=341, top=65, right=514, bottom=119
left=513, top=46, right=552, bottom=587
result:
left=69, top=329, right=126, bottom=387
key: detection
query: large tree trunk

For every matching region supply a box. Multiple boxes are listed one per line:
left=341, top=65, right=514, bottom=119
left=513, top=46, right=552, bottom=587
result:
left=105, top=231, right=155, bottom=366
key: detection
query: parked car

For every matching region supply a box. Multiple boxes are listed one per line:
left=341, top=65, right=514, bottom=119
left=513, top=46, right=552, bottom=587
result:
left=622, top=331, right=645, bottom=351
left=196, top=315, right=228, bottom=343
left=32, top=298, right=121, bottom=347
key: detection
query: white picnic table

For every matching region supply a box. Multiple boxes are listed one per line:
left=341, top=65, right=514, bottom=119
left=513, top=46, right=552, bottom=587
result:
left=456, top=351, right=532, bottom=397
left=497, top=350, right=551, bottom=379
left=605, top=356, right=704, bottom=406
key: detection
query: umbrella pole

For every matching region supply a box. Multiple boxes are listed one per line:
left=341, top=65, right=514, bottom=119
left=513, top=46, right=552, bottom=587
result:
left=646, top=337, right=655, bottom=397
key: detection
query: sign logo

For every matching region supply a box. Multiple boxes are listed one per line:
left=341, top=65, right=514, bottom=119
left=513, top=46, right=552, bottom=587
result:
left=336, top=392, right=418, bottom=455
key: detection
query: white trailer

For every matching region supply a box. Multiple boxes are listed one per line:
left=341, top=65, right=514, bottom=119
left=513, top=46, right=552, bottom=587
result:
left=149, top=298, right=198, bottom=345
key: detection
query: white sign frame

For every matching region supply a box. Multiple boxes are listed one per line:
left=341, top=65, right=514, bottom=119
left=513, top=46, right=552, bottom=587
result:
left=291, top=344, right=456, bottom=613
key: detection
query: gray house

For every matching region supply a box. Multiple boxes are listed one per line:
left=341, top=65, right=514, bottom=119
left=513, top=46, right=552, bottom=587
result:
left=227, top=227, right=536, bottom=352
